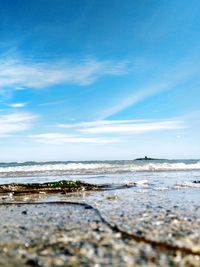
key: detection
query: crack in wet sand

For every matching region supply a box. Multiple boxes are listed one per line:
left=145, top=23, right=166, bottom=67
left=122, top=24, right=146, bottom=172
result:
left=1, top=201, right=200, bottom=257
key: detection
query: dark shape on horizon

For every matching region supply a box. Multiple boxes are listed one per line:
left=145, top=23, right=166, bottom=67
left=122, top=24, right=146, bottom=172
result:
left=135, top=156, right=157, bottom=161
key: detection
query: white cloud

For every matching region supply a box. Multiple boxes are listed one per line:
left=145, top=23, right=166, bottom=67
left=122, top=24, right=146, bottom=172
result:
left=57, top=119, right=145, bottom=128
left=100, top=54, right=200, bottom=119
left=0, top=112, right=36, bottom=135
left=0, top=58, right=129, bottom=90
left=31, top=133, right=119, bottom=145
left=81, top=120, right=185, bottom=134
left=57, top=119, right=186, bottom=134
left=8, top=102, right=27, bottom=108
left=31, top=118, right=185, bottom=145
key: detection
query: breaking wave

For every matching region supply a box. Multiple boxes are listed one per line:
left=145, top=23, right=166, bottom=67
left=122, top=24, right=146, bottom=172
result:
left=0, top=160, right=199, bottom=177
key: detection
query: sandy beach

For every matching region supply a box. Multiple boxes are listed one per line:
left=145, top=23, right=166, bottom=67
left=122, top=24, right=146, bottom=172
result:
left=0, top=178, right=200, bottom=267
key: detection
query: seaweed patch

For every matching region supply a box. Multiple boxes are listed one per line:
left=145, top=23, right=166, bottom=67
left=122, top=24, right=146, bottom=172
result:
left=0, top=180, right=138, bottom=195
left=0, top=180, right=103, bottom=194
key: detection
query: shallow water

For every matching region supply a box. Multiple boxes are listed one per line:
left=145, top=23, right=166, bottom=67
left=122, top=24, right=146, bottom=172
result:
left=0, top=159, right=199, bottom=177
left=1, top=170, right=199, bottom=206
left=0, top=160, right=199, bottom=205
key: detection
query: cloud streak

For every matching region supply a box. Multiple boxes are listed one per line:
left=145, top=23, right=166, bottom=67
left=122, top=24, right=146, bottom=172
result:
left=31, top=133, right=120, bottom=145
left=100, top=54, right=200, bottom=119
left=0, top=112, right=36, bottom=135
left=32, top=118, right=185, bottom=145
left=57, top=119, right=186, bottom=135
left=0, top=58, right=129, bottom=90
left=8, top=102, right=27, bottom=108
left=79, top=120, right=185, bottom=134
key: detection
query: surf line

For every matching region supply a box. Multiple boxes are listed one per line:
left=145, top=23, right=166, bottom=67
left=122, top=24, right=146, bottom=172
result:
left=0, top=201, right=199, bottom=256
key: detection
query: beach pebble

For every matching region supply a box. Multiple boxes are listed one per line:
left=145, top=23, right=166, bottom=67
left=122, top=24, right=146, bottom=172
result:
left=22, top=210, right=27, bottom=215
left=26, top=258, right=41, bottom=267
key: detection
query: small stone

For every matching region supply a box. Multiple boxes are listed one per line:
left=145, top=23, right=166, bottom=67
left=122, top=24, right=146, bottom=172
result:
left=19, top=226, right=27, bottom=230
left=22, top=210, right=27, bottom=215
left=136, top=230, right=143, bottom=235
left=26, top=258, right=41, bottom=267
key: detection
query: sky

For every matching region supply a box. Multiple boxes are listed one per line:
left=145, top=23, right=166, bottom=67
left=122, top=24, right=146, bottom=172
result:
left=0, top=0, right=200, bottom=161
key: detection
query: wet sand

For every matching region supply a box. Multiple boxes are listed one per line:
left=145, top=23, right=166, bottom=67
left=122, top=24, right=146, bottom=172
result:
left=0, top=184, right=200, bottom=267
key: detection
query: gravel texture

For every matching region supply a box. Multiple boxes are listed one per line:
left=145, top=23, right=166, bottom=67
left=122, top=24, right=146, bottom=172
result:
left=0, top=184, right=200, bottom=267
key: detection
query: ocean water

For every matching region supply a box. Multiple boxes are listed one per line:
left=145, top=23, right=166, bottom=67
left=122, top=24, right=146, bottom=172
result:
left=0, top=159, right=199, bottom=190
left=0, top=159, right=200, bottom=176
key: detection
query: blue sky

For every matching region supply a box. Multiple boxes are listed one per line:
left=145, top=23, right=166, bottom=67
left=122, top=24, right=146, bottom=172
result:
left=0, top=0, right=200, bottom=161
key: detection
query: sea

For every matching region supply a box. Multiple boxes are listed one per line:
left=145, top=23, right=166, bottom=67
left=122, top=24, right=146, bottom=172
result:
left=0, top=159, right=199, bottom=189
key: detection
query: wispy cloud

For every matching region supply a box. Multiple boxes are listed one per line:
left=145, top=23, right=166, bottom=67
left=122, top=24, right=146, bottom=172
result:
left=8, top=102, right=27, bottom=108
left=0, top=57, right=129, bottom=90
left=100, top=54, right=200, bottom=119
left=0, top=112, right=36, bottom=136
left=33, top=118, right=185, bottom=145
left=57, top=118, right=186, bottom=135
left=31, top=133, right=119, bottom=145
left=57, top=119, right=146, bottom=128
left=78, top=120, right=185, bottom=134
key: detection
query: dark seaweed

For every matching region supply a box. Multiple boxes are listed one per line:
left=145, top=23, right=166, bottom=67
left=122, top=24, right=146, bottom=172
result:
left=0, top=180, right=101, bottom=194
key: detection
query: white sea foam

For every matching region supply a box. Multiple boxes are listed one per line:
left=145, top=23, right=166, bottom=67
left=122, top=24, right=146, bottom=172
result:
left=0, top=161, right=199, bottom=176
left=118, top=179, right=149, bottom=186
left=154, top=187, right=169, bottom=191
left=135, top=179, right=149, bottom=185
left=176, top=182, right=200, bottom=188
